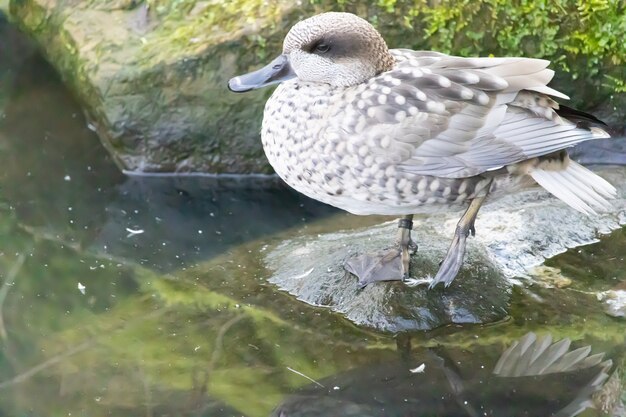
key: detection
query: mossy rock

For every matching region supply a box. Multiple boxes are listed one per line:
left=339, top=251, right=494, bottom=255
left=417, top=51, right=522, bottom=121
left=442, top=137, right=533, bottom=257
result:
left=8, top=0, right=299, bottom=173
left=9, top=0, right=626, bottom=173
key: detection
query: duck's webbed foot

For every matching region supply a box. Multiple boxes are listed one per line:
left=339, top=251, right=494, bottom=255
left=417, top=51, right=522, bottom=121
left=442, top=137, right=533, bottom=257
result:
left=429, top=194, right=488, bottom=289
left=345, top=249, right=403, bottom=288
left=345, top=215, right=416, bottom=288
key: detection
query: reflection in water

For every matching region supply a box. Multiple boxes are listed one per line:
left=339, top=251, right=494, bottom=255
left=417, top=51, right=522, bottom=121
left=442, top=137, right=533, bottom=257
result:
left=272, top=333, right=620, bottom=417
left=92, top=174, right=339, bottom=271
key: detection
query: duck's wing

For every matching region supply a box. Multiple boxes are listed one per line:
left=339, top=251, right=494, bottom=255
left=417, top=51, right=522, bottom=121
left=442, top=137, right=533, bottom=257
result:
left=335, top=50, right=610, bottom=179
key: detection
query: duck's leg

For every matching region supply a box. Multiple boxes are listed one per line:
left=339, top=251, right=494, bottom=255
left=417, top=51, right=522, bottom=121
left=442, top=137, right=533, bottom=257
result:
left=397, top=214, right=415, bottom=281
left=344, top=215, right=416, bottom=288
left=428, top=191, right=490, bottom=289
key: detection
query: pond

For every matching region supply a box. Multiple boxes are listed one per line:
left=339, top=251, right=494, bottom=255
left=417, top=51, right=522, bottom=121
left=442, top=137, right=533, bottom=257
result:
left=0, top=16, right=625, bottom=417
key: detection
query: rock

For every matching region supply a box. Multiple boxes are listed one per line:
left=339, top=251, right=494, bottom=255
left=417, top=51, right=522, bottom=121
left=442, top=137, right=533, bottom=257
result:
left=266, top=219, right=511, bottom=332
left=599, top=290, right=626, bottom=318
left=8, top=0, right=625, bottom=174
left=265, top=167, right=626, bottom=332
left=8, top=0, right=298, bottom=173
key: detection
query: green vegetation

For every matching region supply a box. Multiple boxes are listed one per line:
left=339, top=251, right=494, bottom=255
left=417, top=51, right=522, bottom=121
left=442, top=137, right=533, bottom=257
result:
left=139, top=0, right=289, bottom=62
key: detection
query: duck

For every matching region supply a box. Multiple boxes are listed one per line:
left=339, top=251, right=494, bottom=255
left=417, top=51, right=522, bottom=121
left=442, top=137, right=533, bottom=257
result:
left=228, top=12, right=616, bottom=289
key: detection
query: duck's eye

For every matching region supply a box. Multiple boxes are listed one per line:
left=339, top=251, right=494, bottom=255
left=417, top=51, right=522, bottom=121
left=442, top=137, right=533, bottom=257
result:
left=315, top=43, right=330, bottom=53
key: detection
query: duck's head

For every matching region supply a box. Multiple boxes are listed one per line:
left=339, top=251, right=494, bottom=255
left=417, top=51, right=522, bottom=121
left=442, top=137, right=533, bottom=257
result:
left=228, top=12, right=395, bottom=92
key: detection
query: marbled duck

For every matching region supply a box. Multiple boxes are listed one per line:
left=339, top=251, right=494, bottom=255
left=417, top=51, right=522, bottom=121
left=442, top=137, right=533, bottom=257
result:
left=228, top=12, right=616, bottom=288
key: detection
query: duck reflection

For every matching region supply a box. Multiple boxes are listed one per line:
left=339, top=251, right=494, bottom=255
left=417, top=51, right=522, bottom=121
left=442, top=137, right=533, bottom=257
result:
left=272, top=333, right=623, bottom=417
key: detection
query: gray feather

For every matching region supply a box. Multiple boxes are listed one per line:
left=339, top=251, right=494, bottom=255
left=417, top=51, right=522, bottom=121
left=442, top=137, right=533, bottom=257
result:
left=331, top=49, right=608, bottom=179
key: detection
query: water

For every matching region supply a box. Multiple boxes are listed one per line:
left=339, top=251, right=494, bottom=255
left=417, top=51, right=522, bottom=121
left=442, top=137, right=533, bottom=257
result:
left=0, top=17, right=625, bottom=417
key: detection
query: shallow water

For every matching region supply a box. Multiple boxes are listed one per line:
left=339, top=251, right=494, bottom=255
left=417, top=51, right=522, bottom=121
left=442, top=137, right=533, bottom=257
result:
left=0, top=17, right=625, bottom=417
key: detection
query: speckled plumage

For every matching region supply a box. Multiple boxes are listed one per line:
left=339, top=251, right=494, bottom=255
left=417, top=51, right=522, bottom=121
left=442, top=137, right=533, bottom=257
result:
left=261, top=71, right=499, bottom=215
left=229, top=12, right=616, bottom=287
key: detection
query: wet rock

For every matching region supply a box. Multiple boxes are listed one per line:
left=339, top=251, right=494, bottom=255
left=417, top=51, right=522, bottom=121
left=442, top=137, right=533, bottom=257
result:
left=598, top=290, right=626, bottom=318
left=597, top=277, right=626, bottom=319
left=266, top=221, right=511, bottom=332
left=265, top=167, right=626, bottom=332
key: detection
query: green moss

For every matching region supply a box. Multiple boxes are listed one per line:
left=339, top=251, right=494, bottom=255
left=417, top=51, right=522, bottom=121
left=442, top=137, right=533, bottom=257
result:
left=138, top=0, right=288, bottom=63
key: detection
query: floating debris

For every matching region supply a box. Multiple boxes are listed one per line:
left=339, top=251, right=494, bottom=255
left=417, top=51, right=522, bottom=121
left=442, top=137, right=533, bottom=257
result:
left=125, top=228, right=144, bottom=238
left=286, top=366, right=325, bottom=388
left=410, top=363, right=425, bottom=374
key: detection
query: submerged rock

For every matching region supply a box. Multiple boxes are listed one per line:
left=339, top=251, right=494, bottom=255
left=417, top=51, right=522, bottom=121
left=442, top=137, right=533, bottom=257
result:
left=265, top=167, right=626, bottom=332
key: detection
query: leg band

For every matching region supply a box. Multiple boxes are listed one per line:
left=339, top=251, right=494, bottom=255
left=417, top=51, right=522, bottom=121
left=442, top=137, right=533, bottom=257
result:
left=398, top=218, right=413, bottom=230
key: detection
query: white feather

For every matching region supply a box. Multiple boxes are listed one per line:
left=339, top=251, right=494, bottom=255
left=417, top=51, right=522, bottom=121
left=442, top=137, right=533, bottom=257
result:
left=530, top=161, right=617, bottom=215
left=526, top=85, right=570, bottom=100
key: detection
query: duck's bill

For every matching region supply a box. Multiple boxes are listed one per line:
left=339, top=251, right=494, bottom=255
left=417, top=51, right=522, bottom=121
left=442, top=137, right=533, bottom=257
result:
left=228, top=54, right=296, bottom=93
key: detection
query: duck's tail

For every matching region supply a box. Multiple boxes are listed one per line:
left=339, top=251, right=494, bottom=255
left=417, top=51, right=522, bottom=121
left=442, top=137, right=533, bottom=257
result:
left=493, top=332, right=611, bottom=377
left=493, top=332, right=613, bottom=417
left=529, top=157, right=616, bottom=215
